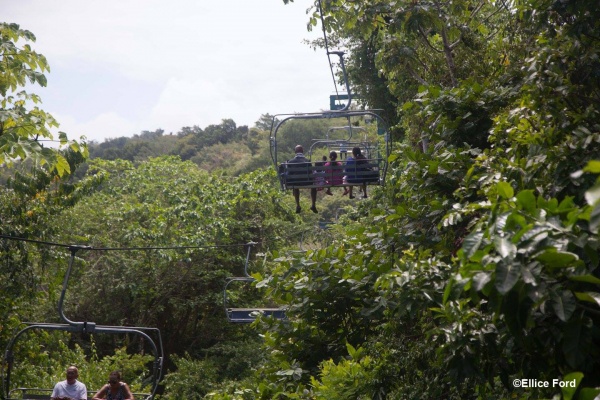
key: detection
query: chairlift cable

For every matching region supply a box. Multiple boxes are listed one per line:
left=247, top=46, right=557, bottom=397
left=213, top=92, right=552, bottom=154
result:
left=0, top=233, right=255, bottom=251
left=0, top=232, right=316, bottom=254
left=317, top=0, right=343, bottom=106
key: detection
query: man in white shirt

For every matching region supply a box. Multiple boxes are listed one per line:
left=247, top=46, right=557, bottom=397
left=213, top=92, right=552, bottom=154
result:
left=51, top=365, right=88, bottom=400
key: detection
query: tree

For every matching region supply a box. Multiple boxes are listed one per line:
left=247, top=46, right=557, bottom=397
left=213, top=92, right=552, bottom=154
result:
left=0, top=23, right=87, bottom=175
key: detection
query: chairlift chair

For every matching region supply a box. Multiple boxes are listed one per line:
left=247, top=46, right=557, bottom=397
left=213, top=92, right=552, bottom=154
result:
left=269, top=52, right=390, bottom=192
left=2, top=246, right=164, bottom=400
left=224, top=244, right=286, bottom=324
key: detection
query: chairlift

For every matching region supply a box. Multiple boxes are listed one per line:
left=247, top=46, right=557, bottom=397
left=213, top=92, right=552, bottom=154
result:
left=269, top=52, right=390, bottom=192
left=2, top=245, right=164, bottom=400
left=224, top=244, right=286, bottom=324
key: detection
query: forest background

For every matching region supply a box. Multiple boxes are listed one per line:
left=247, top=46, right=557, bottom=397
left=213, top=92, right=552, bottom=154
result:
left=2, top=0, right=600, bottom=399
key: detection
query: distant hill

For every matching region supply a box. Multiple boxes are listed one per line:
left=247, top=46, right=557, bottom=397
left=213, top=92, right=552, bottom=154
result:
left=87, top=118, right=273, bottom=175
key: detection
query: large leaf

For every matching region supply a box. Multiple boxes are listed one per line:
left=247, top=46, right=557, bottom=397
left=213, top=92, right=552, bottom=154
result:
left=579, top=388, right=600, bottom=400
left=516, top=189, right=536, bottom=213
left=584, top=182, right=600, bottom=206
left=569, top=275, right=600, bottom=285
left=574, top=292, right=600, bottom=308
left=589, top=202, right=600, bottom=234
left=536, top=249, right=579, bottom=268
left=462, top=231, right=484, bottom=259
left=496, top=181, right=514, bottom=199
left=494, top=236, right=516, bottom=260
left=561, top=371, right=583, bottom=400
left=551, top=290, right=576, bottom=322
left=495, top=262, right=520, bottom=294
left=562, top=318, right=591, bottom=369
left=472, top=271, right=491, bottom=291
left=583, top=160, right=600, bottom=173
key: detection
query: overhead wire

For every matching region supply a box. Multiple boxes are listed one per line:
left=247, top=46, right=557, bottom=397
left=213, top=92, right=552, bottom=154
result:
left=317, top=0, right=343, bottom=106
left=0, top=233, right=255, bottom=252
left=0, top=225, right=325, bottom=253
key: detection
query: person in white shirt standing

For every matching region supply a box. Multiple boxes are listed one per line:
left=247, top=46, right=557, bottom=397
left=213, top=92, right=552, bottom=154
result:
left=51, top=365, right=88, bottom=400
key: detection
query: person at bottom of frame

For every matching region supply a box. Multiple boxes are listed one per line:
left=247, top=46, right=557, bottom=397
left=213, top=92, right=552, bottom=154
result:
left=92, top=371, right=135, bottom=400
left=286, top=145, right=318, bottom=214
left=51, top=365, right=88, bottom=400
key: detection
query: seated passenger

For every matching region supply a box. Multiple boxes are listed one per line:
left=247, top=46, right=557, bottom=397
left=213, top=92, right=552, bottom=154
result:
left=345, top=147, right=378, bottom=199
left=324, top=150, right=344, bottom=196
left=285, top=145, right=318, bottom=213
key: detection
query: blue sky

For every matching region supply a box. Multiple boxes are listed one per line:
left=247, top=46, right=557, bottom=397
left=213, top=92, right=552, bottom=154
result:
left=3, top=0, right=336, bottom=143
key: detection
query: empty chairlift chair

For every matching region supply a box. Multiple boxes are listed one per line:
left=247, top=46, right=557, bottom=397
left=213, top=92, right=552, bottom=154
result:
left=224, top=245, right=286, bottom=323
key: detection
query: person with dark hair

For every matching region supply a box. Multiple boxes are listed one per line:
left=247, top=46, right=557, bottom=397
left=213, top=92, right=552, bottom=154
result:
left=345, top=146, right=372, bottom=199
left=92, top=371, right=135, bottom=400
left=324, top=150, right=345, bottom=196
left=285, top=145, right=318, bottom=213
left=51, top=365, right=88, bottom=400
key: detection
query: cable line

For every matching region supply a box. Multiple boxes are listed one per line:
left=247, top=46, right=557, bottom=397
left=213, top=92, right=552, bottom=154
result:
left=0, top=234, right=256, bottom=252
left=317, top=0, right=342, bottom=102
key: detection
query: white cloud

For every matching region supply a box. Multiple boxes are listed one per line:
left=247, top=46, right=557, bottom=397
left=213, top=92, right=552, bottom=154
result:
left=3, top=0, right=339, bottom=143
left=56, top=112, right=138, bottom=143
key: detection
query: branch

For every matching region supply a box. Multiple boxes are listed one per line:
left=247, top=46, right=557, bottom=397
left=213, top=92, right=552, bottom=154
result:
left=450, top=37, right=462, bottom=49
left=418, top=25, right=444, bottom=54
left=481, top=0, right=508, bottom=25
left=433, top=0, right=458, bottom=86
left=407, top=65, right=429, bottom=86
left=440, top=25, right=458, bottom=87
left=468, top=0, right=486, bottom=23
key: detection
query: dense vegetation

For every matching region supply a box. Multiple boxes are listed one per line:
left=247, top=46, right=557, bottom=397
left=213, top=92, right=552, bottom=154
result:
left=2, top=0, right=600, bottom=399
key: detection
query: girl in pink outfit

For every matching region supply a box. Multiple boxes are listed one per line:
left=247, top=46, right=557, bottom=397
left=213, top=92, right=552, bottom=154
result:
left=324, top=151, right=346, bottom=195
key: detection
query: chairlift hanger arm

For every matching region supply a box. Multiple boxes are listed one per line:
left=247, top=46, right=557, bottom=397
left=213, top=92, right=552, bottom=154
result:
left=3, top=323, right=163, bottom=400
left=3, top=246, right=164, bottom=400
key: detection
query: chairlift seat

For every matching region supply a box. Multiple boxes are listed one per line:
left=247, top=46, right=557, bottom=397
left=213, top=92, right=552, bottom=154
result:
left=279, top=159, right=381, bottom=189
left=226, top=307, right=287, bottom=323
left=8, top=388, right=151, bottom=400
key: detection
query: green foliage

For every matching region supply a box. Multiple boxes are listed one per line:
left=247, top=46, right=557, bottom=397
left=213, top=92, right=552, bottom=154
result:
left=310, top=353, right=376, bottom=400
left=0, top=22, right=87, bottom=175
left=449, top=170, right=600, bottom=390
left=161, top=354, right=219, bottom=399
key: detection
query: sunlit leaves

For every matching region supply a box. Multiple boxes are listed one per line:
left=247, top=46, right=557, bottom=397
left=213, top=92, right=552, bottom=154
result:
left=0, top=22, right=86, bottom=175
left=496, top=181, right=514, bottom=200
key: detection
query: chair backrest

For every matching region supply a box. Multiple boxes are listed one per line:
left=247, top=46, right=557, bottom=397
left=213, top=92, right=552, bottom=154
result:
left=22, top=395, right=51, bottom=400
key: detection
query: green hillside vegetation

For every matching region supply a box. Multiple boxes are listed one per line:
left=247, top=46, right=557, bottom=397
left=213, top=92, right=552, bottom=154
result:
left=2, top=0, right=600, bottom=399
